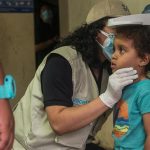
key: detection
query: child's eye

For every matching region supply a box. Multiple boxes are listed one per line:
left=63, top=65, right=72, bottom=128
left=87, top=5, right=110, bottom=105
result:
left=119, top=46, right=126, bottom=54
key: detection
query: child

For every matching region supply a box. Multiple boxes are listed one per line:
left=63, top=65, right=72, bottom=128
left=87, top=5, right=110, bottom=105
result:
left=111, top=25, right=150, bottom=149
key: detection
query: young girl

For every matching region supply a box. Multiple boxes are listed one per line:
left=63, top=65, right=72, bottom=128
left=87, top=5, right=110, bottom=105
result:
left=111, top=25, right=150, bottom=149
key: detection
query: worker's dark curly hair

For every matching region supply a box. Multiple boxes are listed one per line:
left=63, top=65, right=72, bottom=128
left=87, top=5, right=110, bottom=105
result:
left=55, top=16, right=113, bottom=67
left=116, top=25, right=150, bottom=74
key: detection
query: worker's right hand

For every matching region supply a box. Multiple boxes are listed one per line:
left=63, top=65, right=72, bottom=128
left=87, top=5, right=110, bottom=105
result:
left=99, top=67, right=138, bottom=108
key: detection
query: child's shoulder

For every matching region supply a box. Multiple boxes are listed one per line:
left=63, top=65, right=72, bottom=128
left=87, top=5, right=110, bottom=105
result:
left=137, top=79, right=150, bottom=93
left=140, top=79, right=150, bottom=85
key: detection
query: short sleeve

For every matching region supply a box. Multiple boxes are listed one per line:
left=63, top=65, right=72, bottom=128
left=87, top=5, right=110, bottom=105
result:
left=137, top=92, right=150, bottom=114
left=41, top=54, right=73, bottom=108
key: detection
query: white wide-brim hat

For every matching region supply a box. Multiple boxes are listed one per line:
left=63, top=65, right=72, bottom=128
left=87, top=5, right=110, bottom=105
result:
left=86, top=0, right=130, bottom=24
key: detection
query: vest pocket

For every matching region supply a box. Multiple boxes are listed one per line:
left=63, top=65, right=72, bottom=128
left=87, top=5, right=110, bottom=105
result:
left=54, top=124, right=93, bottom=149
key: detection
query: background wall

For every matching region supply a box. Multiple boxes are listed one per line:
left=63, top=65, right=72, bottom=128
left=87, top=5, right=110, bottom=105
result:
left=122, top=0, right=150, bottom=14
left=59, top=0, right=100, bottom=37
left=0, top=13, right=35, bottom=107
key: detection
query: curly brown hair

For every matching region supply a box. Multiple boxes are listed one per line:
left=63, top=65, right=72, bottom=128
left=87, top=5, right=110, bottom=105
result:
left=55, top=16, right=113, bottom=67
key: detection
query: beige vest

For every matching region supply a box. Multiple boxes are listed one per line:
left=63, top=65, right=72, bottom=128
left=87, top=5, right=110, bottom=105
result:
left=13, top=46, right=108, bottom=150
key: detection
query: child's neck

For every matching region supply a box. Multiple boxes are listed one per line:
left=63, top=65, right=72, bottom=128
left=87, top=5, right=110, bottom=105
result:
left=134, top=74, right=147, bottom=83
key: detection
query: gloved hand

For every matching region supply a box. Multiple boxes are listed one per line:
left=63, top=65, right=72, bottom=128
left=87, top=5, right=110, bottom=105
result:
left=99, top=67, right=138, bottom=108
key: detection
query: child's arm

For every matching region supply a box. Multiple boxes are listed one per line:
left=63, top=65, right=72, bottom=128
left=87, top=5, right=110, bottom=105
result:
left=0, top=63, right=14, bottom=150
left=143, top=113, right=150, bottom=149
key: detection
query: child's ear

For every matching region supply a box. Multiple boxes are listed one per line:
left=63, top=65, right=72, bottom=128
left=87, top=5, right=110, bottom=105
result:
left=139, top=54, right=150, bottom=66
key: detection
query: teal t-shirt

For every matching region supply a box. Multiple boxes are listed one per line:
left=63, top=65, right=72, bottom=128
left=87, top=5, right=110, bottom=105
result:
left=113, top=79, right=150, bottom=150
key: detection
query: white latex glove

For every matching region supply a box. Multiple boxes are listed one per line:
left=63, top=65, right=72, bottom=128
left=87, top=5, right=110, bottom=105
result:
left=99, top=67, right=138, bottom=108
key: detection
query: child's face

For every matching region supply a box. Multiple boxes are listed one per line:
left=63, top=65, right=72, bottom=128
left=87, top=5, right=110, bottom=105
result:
left=111, top=36, right=144, bottom=75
